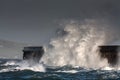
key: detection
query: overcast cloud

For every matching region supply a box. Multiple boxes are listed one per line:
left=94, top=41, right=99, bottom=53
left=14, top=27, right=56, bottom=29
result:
left=0, top=0, right=120, bottom=45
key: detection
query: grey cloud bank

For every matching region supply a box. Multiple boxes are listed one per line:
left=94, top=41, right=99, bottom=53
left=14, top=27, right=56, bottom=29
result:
left=0, top=0, right=120, bottom=45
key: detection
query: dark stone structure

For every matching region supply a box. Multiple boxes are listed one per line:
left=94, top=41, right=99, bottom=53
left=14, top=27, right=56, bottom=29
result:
left=23, top=46, right=44, bottom=63
left=99, top=45, right=119, bottom=66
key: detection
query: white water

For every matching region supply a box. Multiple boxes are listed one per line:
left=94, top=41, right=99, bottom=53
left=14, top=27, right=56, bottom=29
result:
left=0, top=60, right=45, bottom=72
left=42, top=19, right=119, bottom=69
left=15, top=61, right=45, bottom=72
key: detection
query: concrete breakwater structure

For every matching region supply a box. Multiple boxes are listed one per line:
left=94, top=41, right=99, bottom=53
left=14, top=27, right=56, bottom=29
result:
left=99, top=45, right=120, bottom=66
left=23, top=46, right=44, bottom=63
left=22, top=45, right=120, bottom=67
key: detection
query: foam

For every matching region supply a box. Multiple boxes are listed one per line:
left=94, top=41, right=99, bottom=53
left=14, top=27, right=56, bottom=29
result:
left=42, top=19, right=116, bottom=68
left=3, top=61, right=16, bottom=66
left=0, top=60, right=46, bottom=73
left=56, top=70, right=79, bottom=73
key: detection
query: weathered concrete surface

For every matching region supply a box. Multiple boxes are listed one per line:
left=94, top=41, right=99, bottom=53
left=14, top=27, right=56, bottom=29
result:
left=23, top=46, right=44, bottom=63
left=99, top=45, right=119, bottom=66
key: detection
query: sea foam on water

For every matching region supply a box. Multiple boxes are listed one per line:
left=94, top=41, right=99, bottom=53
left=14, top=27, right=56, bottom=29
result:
left=0, top=60, right=46, bottom=72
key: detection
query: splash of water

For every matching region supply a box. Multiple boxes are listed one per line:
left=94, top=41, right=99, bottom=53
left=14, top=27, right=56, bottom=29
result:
left=15, top=61, right=46, bottom=72
left=0, top=60, right=45, bottom=73
left=42, top=19, right=118, bottom=69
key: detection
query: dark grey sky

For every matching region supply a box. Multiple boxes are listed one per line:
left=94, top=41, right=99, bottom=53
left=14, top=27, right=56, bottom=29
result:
left=0, top=0, right=120, bottom=45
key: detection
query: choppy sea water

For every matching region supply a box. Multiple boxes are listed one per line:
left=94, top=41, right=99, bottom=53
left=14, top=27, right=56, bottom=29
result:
left=0, top=59, right=120, bottom=80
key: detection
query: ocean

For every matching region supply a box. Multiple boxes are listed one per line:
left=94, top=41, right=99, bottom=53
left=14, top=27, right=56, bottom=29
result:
left=0, top=59, right=120, bottom=80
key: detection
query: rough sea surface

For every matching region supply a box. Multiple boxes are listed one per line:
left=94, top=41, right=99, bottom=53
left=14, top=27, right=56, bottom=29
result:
left=0, top=59, right=120, bottom=80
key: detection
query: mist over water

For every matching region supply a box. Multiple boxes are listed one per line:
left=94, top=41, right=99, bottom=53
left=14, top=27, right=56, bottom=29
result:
left=41, top=19, right=120, bottom=69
